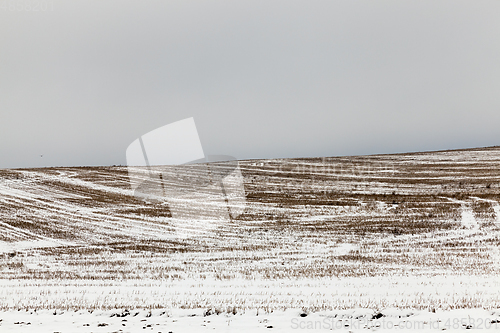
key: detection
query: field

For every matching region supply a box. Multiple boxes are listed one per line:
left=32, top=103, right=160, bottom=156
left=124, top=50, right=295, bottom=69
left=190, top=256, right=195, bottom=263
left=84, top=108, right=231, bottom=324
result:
left=1, top=147, right=500, bottom=331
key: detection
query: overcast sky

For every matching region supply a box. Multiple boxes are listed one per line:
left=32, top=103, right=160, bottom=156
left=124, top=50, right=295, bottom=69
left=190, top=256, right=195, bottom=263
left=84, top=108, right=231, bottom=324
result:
left=1, top=0, right=499, bottom=168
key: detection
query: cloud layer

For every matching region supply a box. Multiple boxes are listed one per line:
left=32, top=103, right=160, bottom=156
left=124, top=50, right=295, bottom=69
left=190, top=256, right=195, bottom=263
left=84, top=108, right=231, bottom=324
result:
left=1, top=0, right=499, bottom=168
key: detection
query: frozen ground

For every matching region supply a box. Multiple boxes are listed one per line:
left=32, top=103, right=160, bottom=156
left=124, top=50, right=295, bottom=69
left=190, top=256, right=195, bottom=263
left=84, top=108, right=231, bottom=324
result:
left=1, top=147, right=500, bottom=331
left=1, top=307, right=500, bottom=332
left=0, top=308, right=500, bottom=332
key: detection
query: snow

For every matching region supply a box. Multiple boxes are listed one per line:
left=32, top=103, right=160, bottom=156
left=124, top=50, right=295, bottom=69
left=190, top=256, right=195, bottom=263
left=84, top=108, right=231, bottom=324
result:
left=0, top=307, right=499, bottom=332
left=0, top=240, right=69, bottom=253
left=1, top=148, right=500, bottom=331
left=0, top=275, right=498, bottom=312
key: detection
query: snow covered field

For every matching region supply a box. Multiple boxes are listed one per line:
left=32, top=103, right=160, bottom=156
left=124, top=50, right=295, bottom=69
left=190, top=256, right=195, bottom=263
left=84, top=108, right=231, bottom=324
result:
left=1, top=307, right=500, bottom=332
left=1, top=147, right=500, bottom=331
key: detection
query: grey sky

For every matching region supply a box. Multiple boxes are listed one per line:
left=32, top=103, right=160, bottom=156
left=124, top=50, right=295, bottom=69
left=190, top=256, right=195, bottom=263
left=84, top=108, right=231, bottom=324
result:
left=1, top=0, right=499, bottom=169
